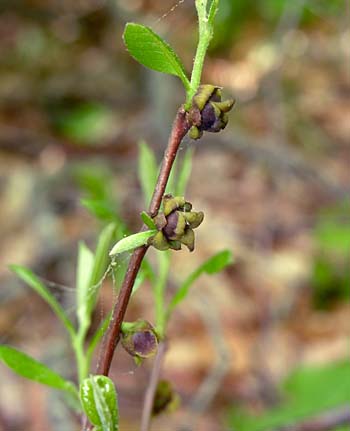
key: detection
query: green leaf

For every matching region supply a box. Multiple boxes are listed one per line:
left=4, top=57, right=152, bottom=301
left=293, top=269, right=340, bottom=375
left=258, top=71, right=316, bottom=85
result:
left=199, top=250, right=234, bottom=274
left=167, top=250, right=233, bottom=317
left=81, top=199, right=117, bottom=222
left=10, top=265, right=75, bottom=337
left=0, top=345, right=77, bottom=395
left=53, top=102, right=114, bottom=146
left=88, top=223, right=116, bottom=313
left=74, top=164, right=111, bottom=201
left=80, top=375, right=119, bottom=431
left=315, top=219, right=350, bottom=254
left=228, top=360, right=350, bottom=431
left=76, top=242, right=95, bottom=332
left=138, top=140, right=158, bottom=207
left=175, top=148, right=193, bottom=196
left=141, top=211, right=157, bottom=229
left=208, top=0, right=220, bottom=26
left=109, top=230, right=157, bottom=256
left=132, top=265, right=149, bottom=296
left=123, top=23, right=190, bottom=91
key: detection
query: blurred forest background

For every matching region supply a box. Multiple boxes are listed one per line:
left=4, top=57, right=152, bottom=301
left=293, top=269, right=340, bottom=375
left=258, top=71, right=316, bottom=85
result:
left=0, top=0, right=349, bottom=430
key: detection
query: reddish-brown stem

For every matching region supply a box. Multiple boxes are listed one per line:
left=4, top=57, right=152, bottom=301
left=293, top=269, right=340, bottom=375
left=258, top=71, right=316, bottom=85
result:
left=95, top=106, right=189, bottom=377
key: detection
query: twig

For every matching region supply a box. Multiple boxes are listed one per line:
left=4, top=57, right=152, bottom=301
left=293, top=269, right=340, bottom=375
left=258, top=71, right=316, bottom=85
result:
left=178, top=294, right=231, bottom=431
left=275, top=406, right=350, bottom=431
left=140, top=341, right=167, bottom=431
left=95, top=107, right=190, bottom=376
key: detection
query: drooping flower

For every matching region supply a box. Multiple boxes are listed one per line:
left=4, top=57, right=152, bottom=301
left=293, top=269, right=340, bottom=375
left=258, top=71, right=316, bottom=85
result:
left=121, top=320, right=158, bottom=362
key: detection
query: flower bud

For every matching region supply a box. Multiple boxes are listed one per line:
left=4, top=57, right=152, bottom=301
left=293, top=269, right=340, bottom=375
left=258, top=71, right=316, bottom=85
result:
left=152, top=380, right=179, bottom=416
left=188, top=84, right=235, bottom=140
left=121, top=320, right=158, bottom=361
left=148, top=194, right=204, bottom=252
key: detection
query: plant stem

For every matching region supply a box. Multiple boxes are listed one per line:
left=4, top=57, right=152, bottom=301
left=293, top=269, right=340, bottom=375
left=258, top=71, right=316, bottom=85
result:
left=154, top=251, right=171, bottom=338
left=140, top=341, right=167, bottom=431
left=95, top=107, right=190, bottom=377
left=185, top=0, right=217, bottom=107
left=73, top=334, right=88, bottom=384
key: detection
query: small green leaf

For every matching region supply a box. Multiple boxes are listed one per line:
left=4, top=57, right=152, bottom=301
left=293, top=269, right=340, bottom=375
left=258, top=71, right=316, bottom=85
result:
left=199, top=250, right=234, bottom=274
left=175, top=148, right=193, bottom=196
left=208, top=0, right=220, bottom=26
left=109, top=230, right=157, bottom=256
left=138, top=141, right=158, bottom=207
left=229, top=360, right=350, bottom=431
left=0, top=345, right=77, bottom=395
left=123, top=23, right=190, bottom=91
left=130, top=259, right=155, bottom=298
left=76, top=242, right=94, bottom=331
left=81, top=199, right=117, bottom=222
left=80, top=375, right=119, bottom=431
left=141, top=211, right=157, bottom=229
left=53, top=102, right=114, bottom=145
left=10, top=265, right=75, bottom=337
left=167, top=250, right=233, bottom=317
left=315, top=219, right=350, bottom=254
left=154, top=251, right=171, bottom=336
left=88, top=223, right=117, bottom=313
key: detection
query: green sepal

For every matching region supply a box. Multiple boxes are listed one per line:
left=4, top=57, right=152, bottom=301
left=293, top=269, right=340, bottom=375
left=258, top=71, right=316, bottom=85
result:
left=193, top=84, right=217, bottom=110
left=182, top=202, right=193, bottom=212
left=163, top=195, right=186, bottom=216
left=134, top=356, right=143, bottom=366
left=210, top=101, right=222, bottom=118
left=189, top=126, right=202, bottom=140
left=180, top=228, right=195, bottom=251
left=149, top=231, right=170, bottom=251
left=141, top=211, right=157, bottom=229
left=212, top=99, right=235, bottom=113
left=169, top=240, right=182, bottom=250
left=221, top=113, right=229, bottom=128
left=183, top=211, right=204, bottom=228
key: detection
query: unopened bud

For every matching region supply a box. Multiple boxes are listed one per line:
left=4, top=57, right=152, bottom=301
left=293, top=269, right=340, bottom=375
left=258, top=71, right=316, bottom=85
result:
left=152, top=380, right=180, bottom=416
left=188, top=84, right=235, bottom=139
left=121, top=320, right=158, bottom=360
left=148, top=195, right=204, bottom=252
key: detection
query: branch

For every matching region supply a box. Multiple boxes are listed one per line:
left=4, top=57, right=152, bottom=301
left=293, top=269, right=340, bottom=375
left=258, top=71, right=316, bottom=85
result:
left=140, top=341, right=167, bottom=431
left=95, top=106, right=190, bottom=376
left=276, top=406, right=350, bottom=431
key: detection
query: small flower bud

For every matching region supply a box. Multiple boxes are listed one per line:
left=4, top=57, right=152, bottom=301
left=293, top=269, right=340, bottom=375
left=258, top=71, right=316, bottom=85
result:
left=121, top=320, right=158, bottom=360
left=152, top=380, right=180, bottom=416
left=148, top=195, right=204, bottom=252
left=188, top=84, right=235, bottom=139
